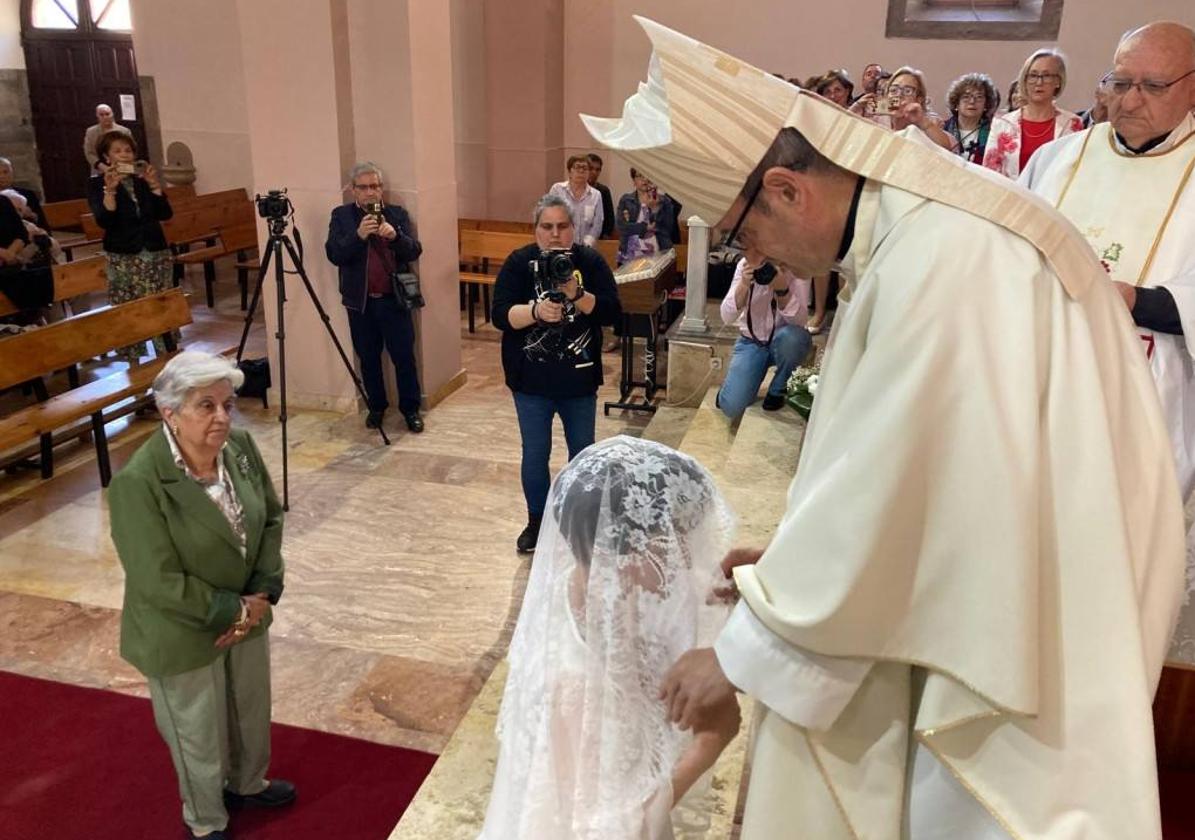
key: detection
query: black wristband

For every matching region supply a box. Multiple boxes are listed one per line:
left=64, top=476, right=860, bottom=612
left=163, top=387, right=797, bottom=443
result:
left=774, top=287, right=790, bottom=296
left=569, top=287, right=586, bottom=303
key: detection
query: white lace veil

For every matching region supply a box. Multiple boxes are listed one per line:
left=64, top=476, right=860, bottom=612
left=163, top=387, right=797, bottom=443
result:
left=480, top=435, right=735, bottom=840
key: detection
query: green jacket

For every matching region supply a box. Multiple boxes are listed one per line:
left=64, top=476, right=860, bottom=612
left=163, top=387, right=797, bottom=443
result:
left=108, top=427, right=285, bottom=678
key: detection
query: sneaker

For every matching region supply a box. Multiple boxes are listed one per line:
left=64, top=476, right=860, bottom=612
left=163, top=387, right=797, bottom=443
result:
left=366, top=410, right=385, bottom=429
left=762, top=393, right=785, bottom=411
left=516, top=516, right=542, bottom=553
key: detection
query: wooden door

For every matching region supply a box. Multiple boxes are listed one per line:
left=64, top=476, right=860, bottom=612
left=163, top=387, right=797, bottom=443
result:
left=21, top=0, right=148, bottom=202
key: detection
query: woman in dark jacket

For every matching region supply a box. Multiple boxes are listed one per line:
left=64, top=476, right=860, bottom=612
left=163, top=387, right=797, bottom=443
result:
left=87, top=130, right=174, bottom=363
left=615, top=168, right=675, bottom=266
left=490, top=194, right=621, bottom=554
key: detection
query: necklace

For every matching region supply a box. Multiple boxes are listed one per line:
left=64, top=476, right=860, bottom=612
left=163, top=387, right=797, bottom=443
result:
left=1021, top=118, right=1055, bottom=140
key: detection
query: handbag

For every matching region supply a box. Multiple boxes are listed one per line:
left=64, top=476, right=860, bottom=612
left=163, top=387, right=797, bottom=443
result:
left=391, top=271, right=425, bottom=311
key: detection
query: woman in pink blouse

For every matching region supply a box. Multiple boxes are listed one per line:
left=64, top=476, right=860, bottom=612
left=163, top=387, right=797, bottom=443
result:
left=983, top=48, right=1084, bottom=179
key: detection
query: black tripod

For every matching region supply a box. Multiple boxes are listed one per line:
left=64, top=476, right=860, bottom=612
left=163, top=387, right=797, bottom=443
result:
left=236, top=208, right=389, bottom=511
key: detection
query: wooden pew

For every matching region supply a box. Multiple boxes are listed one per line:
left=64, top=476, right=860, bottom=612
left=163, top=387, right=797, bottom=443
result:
left=458, top=217, right=535, bottom=235
left=175, top=213, right=259, bottom=309
left=0, top=288, right=193, bottom=486
left=0, top=256, right=107, bottom=319
left=458, top=229, right=534, bottom=333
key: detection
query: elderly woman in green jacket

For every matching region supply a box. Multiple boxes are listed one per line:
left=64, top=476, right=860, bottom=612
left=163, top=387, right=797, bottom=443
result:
left=108, top=351, right=295, bottom=840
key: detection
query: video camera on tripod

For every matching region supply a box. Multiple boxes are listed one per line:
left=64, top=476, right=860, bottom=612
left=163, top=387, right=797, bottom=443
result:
left=255, top=189, right=293, bottom=231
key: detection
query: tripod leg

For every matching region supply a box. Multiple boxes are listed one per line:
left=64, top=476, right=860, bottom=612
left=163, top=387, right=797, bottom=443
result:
left=236, top=244, right=273, bottom=364
left=269, top=238, right=290, bottom=510
left=278, top=236, right=391, bottom=446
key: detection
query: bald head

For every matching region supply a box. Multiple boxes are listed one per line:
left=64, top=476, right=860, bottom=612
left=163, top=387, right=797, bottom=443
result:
left=1108, top=21, right=1195, bottom=147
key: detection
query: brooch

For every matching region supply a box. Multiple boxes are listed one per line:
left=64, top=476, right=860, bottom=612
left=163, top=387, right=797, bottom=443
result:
left=236, top=453, right=253, bottom=478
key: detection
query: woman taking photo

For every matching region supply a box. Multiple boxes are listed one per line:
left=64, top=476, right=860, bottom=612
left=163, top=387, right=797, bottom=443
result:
left=616, top=167, right=676, bottom=265
left=983, top=48, right=1083, bottom=180
left=944, top=73, right=999, bottom=164
left=491, top=195, right=621, bottom=554
left=86, top=130, right=174, bottom=363
left=108, top=352, right=294, bottom=840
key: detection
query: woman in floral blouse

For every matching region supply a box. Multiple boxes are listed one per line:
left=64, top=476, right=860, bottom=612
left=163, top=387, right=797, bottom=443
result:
left=983, top=48, right=1084, bottom=179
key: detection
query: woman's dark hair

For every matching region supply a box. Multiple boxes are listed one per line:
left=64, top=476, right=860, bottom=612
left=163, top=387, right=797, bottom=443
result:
left=946, top=72, right=999, bottom=121
left=97, top=130, right=137, bottom=162
left=629, top=167, right=639, bottom=179
left=812, top=69, right=855, bottom=100
left=566, top=155, right=589, bottom=171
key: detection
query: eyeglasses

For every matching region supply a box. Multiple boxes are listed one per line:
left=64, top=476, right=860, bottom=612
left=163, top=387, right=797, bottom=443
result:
left=1026, top=72, right=1061, bottom=84
left=1100, top=68, right=1195, bottom=97
left=718, top=180, right=763, bottom=251
left=352, top=182, right=382, bottom=191
left=959, top=92, right=987, bottom=103
left=889, top=85, right=920, bottom=98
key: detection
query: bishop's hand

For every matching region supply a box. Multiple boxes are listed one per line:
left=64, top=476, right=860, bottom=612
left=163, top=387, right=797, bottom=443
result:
left=660, top=647, right=738, bottom=731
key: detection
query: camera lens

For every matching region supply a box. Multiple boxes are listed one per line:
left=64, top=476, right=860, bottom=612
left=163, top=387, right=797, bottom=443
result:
left=753, top=263, right=777, bottom=285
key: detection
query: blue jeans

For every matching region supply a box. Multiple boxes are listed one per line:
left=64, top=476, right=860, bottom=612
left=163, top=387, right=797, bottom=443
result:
left=717, top=325, right=812, bottom=420
left=512, top=391, right=597, bottom=518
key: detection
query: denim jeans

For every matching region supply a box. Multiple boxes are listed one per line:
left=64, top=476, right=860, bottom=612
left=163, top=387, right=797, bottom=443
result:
left=512, top=391, right=597, bottom=517
left=716, top=324, right=812, bottom=420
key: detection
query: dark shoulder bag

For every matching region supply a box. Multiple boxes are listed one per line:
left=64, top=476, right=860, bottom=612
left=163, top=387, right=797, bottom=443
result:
left=391, top=271, right=425, bottom=311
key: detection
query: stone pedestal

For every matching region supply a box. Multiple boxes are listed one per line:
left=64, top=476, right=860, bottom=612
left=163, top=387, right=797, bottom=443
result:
left=677, top=216, right=711, bottom=336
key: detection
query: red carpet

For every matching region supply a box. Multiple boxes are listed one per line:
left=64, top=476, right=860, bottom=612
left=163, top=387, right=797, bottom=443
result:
left=0, top=670, right=438, bottom=840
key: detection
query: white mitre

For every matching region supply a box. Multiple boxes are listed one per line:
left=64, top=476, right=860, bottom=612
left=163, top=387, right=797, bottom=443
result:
left=581, top=16, right=1095, bottom=299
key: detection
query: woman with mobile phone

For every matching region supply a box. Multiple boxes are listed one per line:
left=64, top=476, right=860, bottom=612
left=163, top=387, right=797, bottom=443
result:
left=87, top=130, right=175, bottom=364
left=615, top=167, right=675, bottom=266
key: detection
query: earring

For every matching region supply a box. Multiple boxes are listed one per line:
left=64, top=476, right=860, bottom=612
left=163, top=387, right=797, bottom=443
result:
left=172, top=423, right=180, bottom=436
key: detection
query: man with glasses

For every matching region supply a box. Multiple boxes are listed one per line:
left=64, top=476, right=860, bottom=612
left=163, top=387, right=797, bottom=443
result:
left=325, top=161, right=425, bottom=432
left=586, top=18, right=1183, bottom=840
left=1024, top=20, right=1195, bottom=666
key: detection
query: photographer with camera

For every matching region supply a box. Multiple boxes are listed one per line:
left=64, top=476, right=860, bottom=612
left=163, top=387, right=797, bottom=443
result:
left=491, top=194, right=621, bottom=553
left=325, top=162, right=425, bottom=433
left=715, top=248, right=811, bottom=421
left=86, top=130, right=174, bottom=364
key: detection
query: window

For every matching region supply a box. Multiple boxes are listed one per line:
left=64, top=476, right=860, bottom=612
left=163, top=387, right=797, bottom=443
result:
left=30, top=0, right=79, bottom=30
left=90, top=0, right=130, bottom=31
left=886, top=0, right=1063, bottom=40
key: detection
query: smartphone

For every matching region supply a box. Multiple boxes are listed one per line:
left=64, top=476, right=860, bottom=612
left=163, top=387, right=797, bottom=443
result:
left=365, top=201, right=384, bottom=221
left=115, top=162, right=135, bottom=175
left=874, top=97, right=894, bottom=116
left=134, top=160, right=149, bottom=175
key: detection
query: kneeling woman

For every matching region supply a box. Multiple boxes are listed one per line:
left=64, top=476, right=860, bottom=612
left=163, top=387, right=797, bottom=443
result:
left=108, top=352, right=294, bottom=840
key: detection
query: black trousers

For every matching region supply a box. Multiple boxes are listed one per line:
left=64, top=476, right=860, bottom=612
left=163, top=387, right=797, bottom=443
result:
left=346, top=295, right=422, bottom=415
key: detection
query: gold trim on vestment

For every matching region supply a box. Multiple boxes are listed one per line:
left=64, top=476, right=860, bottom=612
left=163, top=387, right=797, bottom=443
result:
left=1107, top=121, right=1195, bottom=159
left=1052, top=127, right=1095, bottom=210
left=803, top=730, right=862, bottom=840
left=916, top=709, right=1003, bottom=738
left=1139, top=153, right=1195, bottom=286
left=916, top=734, right=1026, bottom=840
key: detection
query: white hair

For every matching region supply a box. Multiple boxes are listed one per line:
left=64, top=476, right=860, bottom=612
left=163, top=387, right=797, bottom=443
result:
left=349, top=161, right=384, bottom=184
left=152, top=351, right=245, bottom=413
left=532, top=193, right=575, bottom=227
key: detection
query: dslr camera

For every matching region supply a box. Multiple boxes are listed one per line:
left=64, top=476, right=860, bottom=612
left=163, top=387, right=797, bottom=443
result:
left=255, top=188, right=291, bottom=221
left=531, top=248, right=576, bottom=303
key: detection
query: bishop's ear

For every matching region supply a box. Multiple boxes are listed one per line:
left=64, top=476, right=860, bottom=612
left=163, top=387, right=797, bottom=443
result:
left=761, top=166, right=804, bottom=209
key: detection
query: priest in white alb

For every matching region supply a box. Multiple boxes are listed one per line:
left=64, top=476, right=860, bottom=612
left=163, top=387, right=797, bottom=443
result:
left=583, top=18, right=1185, bottom=840
left=1022, top=22, right=1195, bottom=663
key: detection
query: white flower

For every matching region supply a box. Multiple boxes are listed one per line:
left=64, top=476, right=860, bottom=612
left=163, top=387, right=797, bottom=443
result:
left=807, top=375, right=819, bottom=395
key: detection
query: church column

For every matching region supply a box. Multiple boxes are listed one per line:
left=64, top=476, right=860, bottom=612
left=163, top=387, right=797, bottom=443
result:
left=482, top=0, right=564, bottom=221
left=678, top=217, right=711, bottom=335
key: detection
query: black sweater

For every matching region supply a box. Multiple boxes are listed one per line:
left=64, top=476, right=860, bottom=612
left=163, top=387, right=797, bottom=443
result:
left=491, top=242, right=621, bottom=397
left=86, top=175, right=173, bottom=254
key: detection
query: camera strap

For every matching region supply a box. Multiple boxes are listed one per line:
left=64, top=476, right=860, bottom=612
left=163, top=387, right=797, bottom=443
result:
left=744, top=282, right=777, bottom=347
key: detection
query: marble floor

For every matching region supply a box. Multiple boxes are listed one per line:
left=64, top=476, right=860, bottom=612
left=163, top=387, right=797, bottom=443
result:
left=0, top=264, right=650, bottom=755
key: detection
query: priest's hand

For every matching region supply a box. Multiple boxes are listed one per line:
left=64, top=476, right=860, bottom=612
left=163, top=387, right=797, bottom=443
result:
left=1113, top=281, right=1136, bottom=311
left=661, top=647, right=738, bottom=730
left=709, top=546, right=764, bottom=604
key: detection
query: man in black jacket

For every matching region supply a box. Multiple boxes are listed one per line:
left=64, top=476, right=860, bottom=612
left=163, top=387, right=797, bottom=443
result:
left=325, top=162, right=425, bottom=432
left=491, top=194, right=622, bottom=552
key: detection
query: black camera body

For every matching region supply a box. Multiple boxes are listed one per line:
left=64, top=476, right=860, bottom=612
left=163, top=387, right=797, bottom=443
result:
left=255, top=189, right=290, bottom=221
left=752, top=263, right=778, bottom=286
left=531, top=248, right=575, bottom=303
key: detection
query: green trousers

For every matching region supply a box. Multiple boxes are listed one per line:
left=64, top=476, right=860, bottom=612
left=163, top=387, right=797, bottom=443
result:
left=147, top=633, right=272, bottom=835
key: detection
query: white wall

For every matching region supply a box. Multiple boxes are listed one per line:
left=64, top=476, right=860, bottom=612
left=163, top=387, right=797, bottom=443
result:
left=0, top=0, right=23, bottom=69
left=129, top=0, right=253, bottom=192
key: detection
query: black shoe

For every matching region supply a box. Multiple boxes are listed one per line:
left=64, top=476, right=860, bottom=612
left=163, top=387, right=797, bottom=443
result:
left=516, top=517, right=542, bottom=554
left=762, top=393, right=785, bottom=411
left=404, top=412, right=424, bottom=433
left=366, top=410, right=385, bottom=429
left=224, top=778, right=297, bottom=810
left=185, top=827, right=230, bottom=839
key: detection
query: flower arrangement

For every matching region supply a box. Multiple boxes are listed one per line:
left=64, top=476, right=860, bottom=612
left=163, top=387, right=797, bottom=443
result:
left=785, top=353, right=822, bottom=419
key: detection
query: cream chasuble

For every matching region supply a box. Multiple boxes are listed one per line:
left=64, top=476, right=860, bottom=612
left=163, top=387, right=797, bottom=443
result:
left=1023, top=115, right=1195, bottom=664
left=582, top=18, right=1186, bottom=839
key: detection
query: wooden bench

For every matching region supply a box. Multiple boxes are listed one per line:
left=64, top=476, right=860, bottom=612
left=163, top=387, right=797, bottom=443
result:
left=0, top=288, right=193, bottom=486
left=458, top=217, right=534, bottom=235
left=0, top=256, right=107, bottom=320
left=458, top=229, right=534, bottom=333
